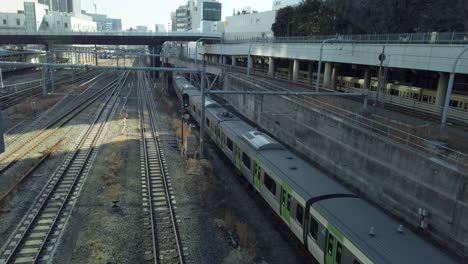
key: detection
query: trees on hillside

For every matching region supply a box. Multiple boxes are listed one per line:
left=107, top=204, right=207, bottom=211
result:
left=271, top=0, right=467, bottom=36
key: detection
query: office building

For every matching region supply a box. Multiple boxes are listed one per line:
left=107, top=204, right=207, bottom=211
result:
left=224, top=10, right=276, bottom=39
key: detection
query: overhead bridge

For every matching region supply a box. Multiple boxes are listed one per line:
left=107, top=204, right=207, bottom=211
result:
left=0, top=31, right=222, bottom=45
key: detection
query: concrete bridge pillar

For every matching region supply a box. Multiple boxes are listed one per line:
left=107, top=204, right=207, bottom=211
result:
left=307, top=62, right=314, bottom=84
left=149, top=45, right=162, bottom=78
left=292, top=59, right=300, bottom=81
left=323, top=62, right=332, bottom=89
left=94, top=45, right=98, bottom=66
left=288, top=60, right=294, bottom=80
left=435, top=72, right=448, bottom=107
left=247, top=56, right=253, bottom=72
left=364, top=68, right=371, bottom=90
left=331, top=65, right=339, bottom=90
left=231, top=56, right=237, bottom=67
left=268, top=57, right=275, bottom=76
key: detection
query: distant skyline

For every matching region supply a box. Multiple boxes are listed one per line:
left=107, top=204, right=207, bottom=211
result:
left=81, top=0, right=272, bottom=30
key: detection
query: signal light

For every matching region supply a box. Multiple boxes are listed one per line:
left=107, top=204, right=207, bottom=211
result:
left=182, top=93, right=189, bottom=109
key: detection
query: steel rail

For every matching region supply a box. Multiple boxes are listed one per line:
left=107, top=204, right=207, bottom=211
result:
left=0, top=74, right=118, bottom=166
left=0, top=72, right=127, bottom=264
left=139, top=71, right=184, bottom=264
left=138, top=78, right=159, bottom=263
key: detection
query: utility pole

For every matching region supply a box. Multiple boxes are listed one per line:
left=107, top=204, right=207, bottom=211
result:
left=199, top=61, right=206, bottom=159
left=375, top=46, right=386, bottom=106
left=0, top=67, right=4, bottom=90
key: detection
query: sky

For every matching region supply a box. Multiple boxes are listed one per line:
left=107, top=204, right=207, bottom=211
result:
left=81, top=0, right=273, bottom=31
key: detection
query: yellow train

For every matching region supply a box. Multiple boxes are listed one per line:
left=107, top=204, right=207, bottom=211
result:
left=338, top=76, right=468, bottom=111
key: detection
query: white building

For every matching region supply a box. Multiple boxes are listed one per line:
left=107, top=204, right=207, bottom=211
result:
left=176, top=0, right=221, bottom=33
left=40, top=12, right=96, bottom=32
left=272, top=0, right=302, bottom=10
left=0, top=1, right=96, bottom=32
left=155, top=24, right=166, bottom=33
left=224, top=10, right=276, bottom=39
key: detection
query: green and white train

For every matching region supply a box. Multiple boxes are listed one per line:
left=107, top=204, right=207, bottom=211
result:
left=173, top=75, right=457, bottom=264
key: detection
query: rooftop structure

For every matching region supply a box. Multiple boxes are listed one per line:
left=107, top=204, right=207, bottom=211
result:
left=272, top=0, right=302, bottom=10
left=82, top=10, right=122, bottom=32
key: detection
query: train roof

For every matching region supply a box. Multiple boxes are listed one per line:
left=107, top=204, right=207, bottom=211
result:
left=257, top=149, right=352, bottom=201
left=314, top=198, right=456, bottom=264
left=240, top=131, right=283, bottom=151
left=219, top=119, right=254, bottom=138
left=206, top=107, right=239, bottom=122
left=190, top=95, right=219, bottom=108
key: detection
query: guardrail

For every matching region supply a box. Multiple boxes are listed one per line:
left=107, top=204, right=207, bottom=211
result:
left=0, top=30, right=222, bottom=38
left=223, top=32, right=468, bottom=45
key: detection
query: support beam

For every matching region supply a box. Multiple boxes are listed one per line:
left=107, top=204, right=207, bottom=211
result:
left=435, top=72, right=448, bottom=107
left=247, top=56, right=253, bottom=75
left=307, top=62, right=314, bottom=84
left=288, top=60, right=294, bottom=80
left=268, top=57, right=275, bottom=77
left=324, top=62, right=332, bottom=88
left=292, top=59, right=300, bottom=81
left=364, top=68, right=371, bottom=90
left=331, top=65, right=339, bottom=90
left=0, top=61, right=197, bottom=73
left=231, top=56, right=237, bottom=67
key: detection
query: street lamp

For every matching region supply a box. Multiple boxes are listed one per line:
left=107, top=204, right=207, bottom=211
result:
left=315, top=38, right=338, bottom=92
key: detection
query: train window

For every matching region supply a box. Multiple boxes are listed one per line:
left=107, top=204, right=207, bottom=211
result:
left=227, top=137, right=233, bottom=152
left=296, top=204, right=304, bottom=225
left=422, top=95, right=429, bottom=102
left=309, top=217, right=318, bottom=240
left=263, top=173, right=276, bottom=195
left=242, top=153, right=251, bottom=170
left=413, top=93, right=419, bottom=100
left=327, top=235, right=334, bottom=256
left=449, top=100, right=459, bottom=107
left=336, top=242, right=342, bottom=264
left=354, top=83, right=360, bottom=89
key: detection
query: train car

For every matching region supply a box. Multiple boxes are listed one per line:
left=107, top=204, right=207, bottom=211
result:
left=173, top=74, right=457, bottom=264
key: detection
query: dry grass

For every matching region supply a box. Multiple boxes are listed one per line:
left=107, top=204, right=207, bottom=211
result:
left=12, top=95, right=64, bottom=119
left=98, top=135, right=128, bottom=202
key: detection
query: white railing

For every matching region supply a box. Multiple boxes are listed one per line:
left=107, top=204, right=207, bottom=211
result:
left=223, top=32, right=468, bottom=45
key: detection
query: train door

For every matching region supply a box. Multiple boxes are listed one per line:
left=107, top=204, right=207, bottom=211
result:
left=325, top=228, right=343, bottom=264
left=253, top=160, right=261, bottom=191
left=280, top=184, right=291, bottom=224
left=234, top=142, right=241, bottom=169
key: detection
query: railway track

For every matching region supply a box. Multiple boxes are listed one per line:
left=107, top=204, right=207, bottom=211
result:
left=0, top=70, right=104, bottom=110
left=0, top=72, right=125, bottom=264
left=0, top=76, right=122, bottom=174
left=138, top=72, right=184, bottom=264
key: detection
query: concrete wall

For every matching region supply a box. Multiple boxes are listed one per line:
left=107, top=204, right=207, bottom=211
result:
left=204, top=43, right=468, bottom=74
left=222, top=74, right=468, bottom=258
